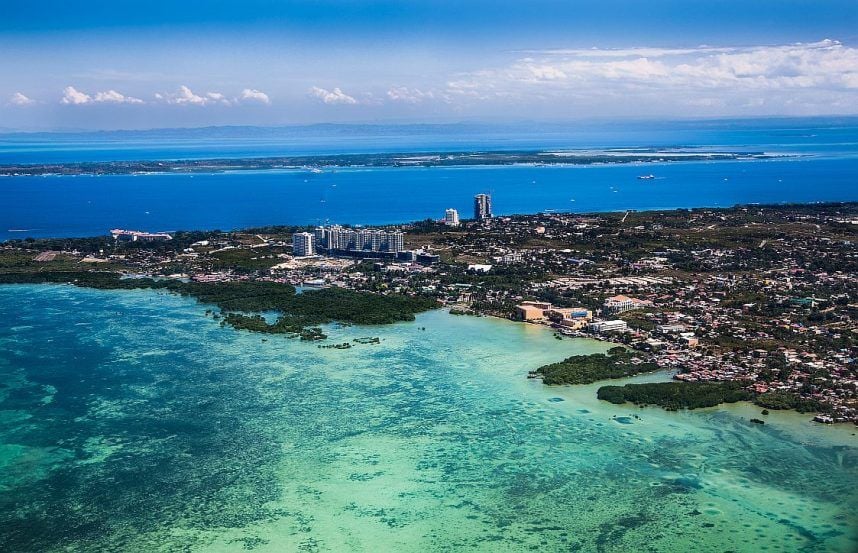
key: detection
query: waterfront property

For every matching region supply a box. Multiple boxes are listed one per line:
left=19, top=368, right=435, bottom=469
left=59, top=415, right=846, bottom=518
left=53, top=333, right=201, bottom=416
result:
left=313, top=225, right=405, bottom=255
left=110, top=228, right=172, bottom=242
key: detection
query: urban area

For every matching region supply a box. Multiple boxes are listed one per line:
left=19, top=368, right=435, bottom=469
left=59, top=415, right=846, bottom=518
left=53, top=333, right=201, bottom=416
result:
left=2, top=196, right=856, bottom=424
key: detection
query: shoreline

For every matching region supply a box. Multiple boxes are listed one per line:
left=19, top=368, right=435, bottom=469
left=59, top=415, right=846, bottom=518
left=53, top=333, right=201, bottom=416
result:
left=4, top=199, right=857, bottom=243
left=540, top=368, right=858, bottom=443
left=5, top=280, right=853, bottom=429
left=2, top=200, right=856, bottom=427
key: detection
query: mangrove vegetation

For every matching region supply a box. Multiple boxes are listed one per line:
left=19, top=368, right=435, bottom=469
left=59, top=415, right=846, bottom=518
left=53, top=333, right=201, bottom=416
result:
left=531, top=347, right=661, bottom=385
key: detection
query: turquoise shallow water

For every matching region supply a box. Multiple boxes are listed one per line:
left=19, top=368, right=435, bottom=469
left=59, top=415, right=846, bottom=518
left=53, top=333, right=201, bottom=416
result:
left=1, top=284, right=856, bottom=552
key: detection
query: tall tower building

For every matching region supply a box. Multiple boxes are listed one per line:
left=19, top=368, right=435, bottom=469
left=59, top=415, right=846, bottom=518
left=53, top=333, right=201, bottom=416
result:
left=474, top=194, right=492, bottom=220
left=314, top=226, right=326, bottom=249
left=292, top=232, right=315, bottom=257
left=386, top=231, right=404, bottom=253
left=444, top=208, right=460, bottom=226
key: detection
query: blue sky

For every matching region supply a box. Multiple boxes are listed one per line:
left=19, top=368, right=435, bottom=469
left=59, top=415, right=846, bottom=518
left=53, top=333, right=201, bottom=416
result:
left=2, top=0, right=857, bottom=130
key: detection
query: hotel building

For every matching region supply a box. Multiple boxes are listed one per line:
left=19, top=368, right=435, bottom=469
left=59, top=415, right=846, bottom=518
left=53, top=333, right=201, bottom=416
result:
left=444, top=208, right=460, bottom=226
left=292, top=232, right=316, bottom=257
left=474, top=194, right=493, bottom=220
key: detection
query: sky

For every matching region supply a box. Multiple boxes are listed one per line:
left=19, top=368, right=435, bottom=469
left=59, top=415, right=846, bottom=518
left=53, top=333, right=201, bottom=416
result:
left=1, top=0, right=857, bottom=130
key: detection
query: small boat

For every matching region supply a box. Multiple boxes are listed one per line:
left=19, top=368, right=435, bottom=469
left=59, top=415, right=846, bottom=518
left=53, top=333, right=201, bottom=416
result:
left=637, top=174, right=655, bottom=180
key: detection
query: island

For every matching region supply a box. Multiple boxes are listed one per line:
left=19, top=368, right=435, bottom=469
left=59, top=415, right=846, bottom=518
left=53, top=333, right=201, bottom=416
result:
left=0, top=148, right=781, bottom=176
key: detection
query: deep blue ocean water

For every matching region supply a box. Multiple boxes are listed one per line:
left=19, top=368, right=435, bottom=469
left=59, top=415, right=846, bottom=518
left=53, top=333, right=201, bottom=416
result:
left=1, top=119, right=856, bottom=240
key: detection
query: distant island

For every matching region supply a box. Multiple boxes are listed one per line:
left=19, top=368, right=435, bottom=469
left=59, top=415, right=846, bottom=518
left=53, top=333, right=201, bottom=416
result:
left=0, top=148, right=781, bottom=176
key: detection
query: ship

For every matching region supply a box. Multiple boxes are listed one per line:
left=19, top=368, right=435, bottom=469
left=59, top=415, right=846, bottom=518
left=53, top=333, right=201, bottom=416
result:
left=637, top=174, right=655, bottom=180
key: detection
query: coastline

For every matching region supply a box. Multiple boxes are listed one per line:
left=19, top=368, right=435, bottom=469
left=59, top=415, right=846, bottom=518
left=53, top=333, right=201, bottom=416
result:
left=2, top=201, right=856, bottom=425
left=537, top=368, right=858, bottom=445
left=5, top=285, right=855, bottom=551
left=4, top=159, right=858, bottom=241
left=4, top=279, right=853, bottom=428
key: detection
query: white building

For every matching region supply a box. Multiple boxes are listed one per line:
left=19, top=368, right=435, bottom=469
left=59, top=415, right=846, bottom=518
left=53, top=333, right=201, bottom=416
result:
left=110, top=228, right=172, bottom=242
left=386, top=231, right=404, bottom=253
left=603, top=295, right=652, bottom=313
left=312, top=225, right=404, bottom=254
left=444, top=208, right=460, bottom=226
left=292, top=232, right=315, bottom=257
left=589, top=320, right=629, bottom=334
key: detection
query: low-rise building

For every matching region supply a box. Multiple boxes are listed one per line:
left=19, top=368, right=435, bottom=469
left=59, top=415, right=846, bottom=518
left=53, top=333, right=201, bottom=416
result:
left=515, top=301, right=553, bottom=321
left=604, top=295, right=652, bottom=313
left=589, top=320, right=629, bottom=333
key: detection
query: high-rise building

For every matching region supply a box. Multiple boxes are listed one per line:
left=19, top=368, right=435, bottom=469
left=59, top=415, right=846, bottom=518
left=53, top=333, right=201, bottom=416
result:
left=307, top=225, right=405, bottom=254
left=292, top=232, right=315, bottom=257
left=474, top=194, right=492, bottom=220
left=386, top=231, right=404, bottom=253
left=444, top=208, right=460, bottom=226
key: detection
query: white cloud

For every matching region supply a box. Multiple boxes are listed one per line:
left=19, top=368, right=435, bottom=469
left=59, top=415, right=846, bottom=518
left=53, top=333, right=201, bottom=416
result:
left=386, top=86, right=436, bottom=103
left=9, top=92, right=35, bottom=106
left=61, top=86, right=144, bottom=105
left=162, top=85, right=210, bottom=105
left=444, top=39, right=858, bottom=114
left=206, top=92, right=231, bottom=105
left=310, top=86, right=358, bottom=105
left=93, top=90, right=144, bottom=104
left=157, top=86, right=240, bottom=106
left=240, top=88, right=270, bottom=104
left=61, top=86, right=92, bottom=105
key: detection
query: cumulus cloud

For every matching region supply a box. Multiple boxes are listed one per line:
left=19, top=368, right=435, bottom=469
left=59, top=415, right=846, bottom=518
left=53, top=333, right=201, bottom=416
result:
left=173, top=85, right=209, bottom=105
left=158, top=85, right=212, bottom=105
left=61, top=86, right=92, bottom=105
left=93, top=90, right=143, bottom=104
left=61, top=86, right=143, bottom=105
left=310, top=86, right=358, bottom=105
left=9, top=92, right=35, bottom=106
left=240, top=88, right=270, bottom=104
left=157, top=86, right=269, bottom=106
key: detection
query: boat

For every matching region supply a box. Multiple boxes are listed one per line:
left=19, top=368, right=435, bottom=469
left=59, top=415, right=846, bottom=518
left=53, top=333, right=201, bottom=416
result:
left=637, top=174, right=655, bottom=180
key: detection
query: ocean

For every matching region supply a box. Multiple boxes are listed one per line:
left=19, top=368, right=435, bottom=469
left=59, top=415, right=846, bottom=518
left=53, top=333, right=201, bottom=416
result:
left=1, top=118, right=857, bottom=240
left=1, top=285, right=856, bottom=551
left=2, top=120, right=858, bottom=552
